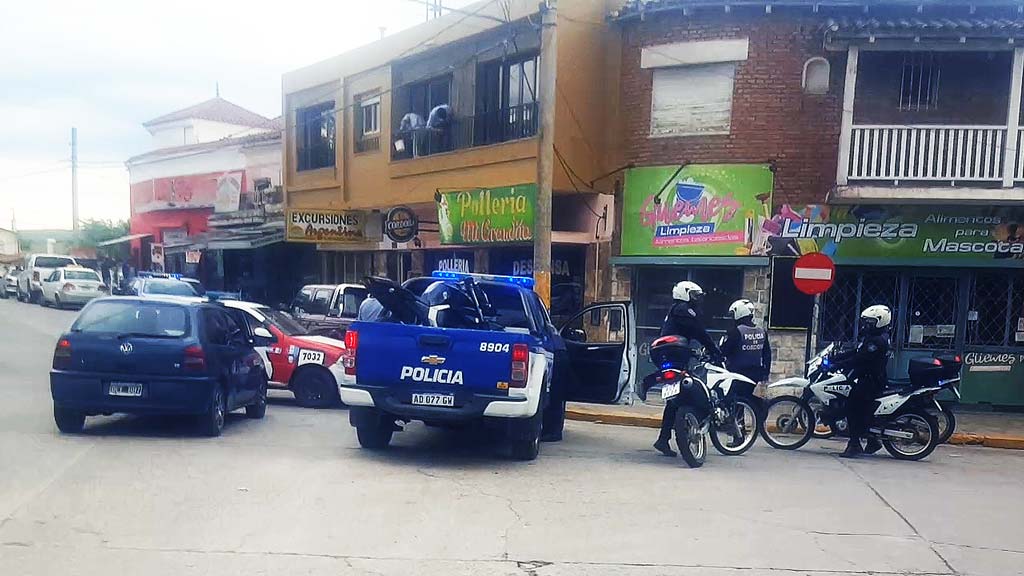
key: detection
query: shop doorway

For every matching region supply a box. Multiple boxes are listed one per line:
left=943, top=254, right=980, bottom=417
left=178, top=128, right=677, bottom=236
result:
left=632, top=266, right=745, bottom=386
left=903, top=274, right=961, bottom=353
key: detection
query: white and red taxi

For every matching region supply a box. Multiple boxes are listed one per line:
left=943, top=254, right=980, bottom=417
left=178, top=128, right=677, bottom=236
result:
left=222, top=300, right=347, bottom=408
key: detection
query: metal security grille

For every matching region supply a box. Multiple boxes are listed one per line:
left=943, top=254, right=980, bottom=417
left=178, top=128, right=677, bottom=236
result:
left=969, top=272, right=1024, bottom=348
left=820, top=271, right=900, bottom=343
left=906, top=276, right=959, bottom=350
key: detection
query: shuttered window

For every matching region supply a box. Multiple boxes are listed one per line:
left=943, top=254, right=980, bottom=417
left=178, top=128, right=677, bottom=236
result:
left=650, top=62, right=735, bottom=137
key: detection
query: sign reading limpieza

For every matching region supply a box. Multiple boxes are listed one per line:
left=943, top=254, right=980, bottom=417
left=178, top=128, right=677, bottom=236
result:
left=286, top=209, right=372, bottom=244
left=437, top=184, right=535, bottom=245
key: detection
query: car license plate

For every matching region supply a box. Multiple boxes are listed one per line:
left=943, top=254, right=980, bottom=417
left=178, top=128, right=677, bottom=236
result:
left=108, top=382, right=144, bottom=397
left=661, top=382, right=681, bottom=400
left=412, top=393, right=455, bottom=407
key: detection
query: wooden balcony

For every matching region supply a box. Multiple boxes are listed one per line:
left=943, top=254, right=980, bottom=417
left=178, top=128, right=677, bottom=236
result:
left=846, top=125, right=1013, bottom=183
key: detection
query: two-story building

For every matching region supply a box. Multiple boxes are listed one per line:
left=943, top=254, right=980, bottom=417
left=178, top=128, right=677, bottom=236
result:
left=612, top=0, right=1024, bottom=406
left=124, top=97, right=318, bottom=302
left=282, top=0, right=619, bottom=321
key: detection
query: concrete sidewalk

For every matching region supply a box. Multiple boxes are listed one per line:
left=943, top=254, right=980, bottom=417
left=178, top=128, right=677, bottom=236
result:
left=566, top=401, right=1024, bottom=450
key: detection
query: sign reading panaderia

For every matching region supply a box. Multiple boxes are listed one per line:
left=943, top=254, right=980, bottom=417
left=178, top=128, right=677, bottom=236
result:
left=286, top=209, right=378, bottom=244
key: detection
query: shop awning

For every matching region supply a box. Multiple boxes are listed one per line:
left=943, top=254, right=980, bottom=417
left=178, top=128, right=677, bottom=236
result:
left=612, top=256, right=769, bottom=267
left=96, top=233, right=152, bottom=247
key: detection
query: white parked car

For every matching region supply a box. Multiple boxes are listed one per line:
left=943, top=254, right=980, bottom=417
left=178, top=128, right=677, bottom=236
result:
left=17, top=254, right=78, bottom=303
left=40, top=266, right=108, bottom=309
left=2, top=267, right=19, bottom=299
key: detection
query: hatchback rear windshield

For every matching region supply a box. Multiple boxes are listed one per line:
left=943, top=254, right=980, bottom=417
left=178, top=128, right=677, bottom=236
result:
left=143, top=279, right=198, bottom=296
left=65, top=270, right=100, bottom=281
left=35, top=257, right=74, bottom=268
left=72, top=301, right=189, bottom=337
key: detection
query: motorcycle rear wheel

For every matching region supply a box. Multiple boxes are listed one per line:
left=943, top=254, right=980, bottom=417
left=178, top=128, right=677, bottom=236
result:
left=761, top=396, right=815, bottom=450
left=882, top=410, right=940, bottom=461
left=674, top=406, right=706, bottom=468
left=710, top=397, right=760, bottom=456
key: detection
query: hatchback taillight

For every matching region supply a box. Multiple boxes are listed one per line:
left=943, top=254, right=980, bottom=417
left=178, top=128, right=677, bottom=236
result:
left=343, top=330, right=358, bottom=375
left=52, top=338, right=72, bottom=370
left=510, top=343, right=529, bottom=388
left=183, top=345, right=206, bottom=372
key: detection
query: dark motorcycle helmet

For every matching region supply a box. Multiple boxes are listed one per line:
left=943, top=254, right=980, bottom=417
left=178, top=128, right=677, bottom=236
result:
left=421, top=280, right=483, bottom=329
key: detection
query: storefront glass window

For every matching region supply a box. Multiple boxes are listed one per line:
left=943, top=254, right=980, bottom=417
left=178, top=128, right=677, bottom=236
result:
left=906, top=276, right=959, bottom=350
left=969, top=272, right=1024, bottom=348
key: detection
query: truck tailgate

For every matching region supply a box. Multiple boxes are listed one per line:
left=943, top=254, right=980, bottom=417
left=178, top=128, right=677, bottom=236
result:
left=350, top=321, right=537, bottom=412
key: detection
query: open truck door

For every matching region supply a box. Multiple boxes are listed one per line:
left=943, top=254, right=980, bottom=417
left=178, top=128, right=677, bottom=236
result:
left=559, top=301, right=636, bottom=404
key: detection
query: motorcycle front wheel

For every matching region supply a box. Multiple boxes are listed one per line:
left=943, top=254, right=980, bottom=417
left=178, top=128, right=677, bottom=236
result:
left=674, top=406, right=706, bottom=468
left=710, top=397, right=760, bottom=456
left=761, top=396, right=815, bottom=450
left=882, top=410, right=940, bottom=461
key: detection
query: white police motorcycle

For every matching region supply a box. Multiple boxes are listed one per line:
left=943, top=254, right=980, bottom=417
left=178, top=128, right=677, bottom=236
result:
left=761, top=344, right=960, bottom=461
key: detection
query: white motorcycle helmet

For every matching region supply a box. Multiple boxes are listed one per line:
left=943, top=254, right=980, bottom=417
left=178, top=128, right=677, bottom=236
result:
left=860, top=304, right=892, bottom=331
left=728, top=299, right=755, bottom=321
left=672, top=280, right=704, bottom=303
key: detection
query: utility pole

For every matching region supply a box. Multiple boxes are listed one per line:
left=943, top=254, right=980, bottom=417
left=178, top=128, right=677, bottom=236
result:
left=534, top=0, right=558, bottom=308
left=71, top=127, right=79, bottom=232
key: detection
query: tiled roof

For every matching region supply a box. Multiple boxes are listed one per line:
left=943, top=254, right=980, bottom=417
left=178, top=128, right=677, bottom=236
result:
left=126, top=129, right=281, bottom=165
left=826, top=17, right=1024, bottom=37
left=143, top=97, right=271, bottom=128
left=613, top=1, right=1024, bottom=21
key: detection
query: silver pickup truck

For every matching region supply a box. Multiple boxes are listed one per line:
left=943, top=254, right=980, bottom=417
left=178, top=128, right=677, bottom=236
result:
left=289, top=283, right=368, bottom=339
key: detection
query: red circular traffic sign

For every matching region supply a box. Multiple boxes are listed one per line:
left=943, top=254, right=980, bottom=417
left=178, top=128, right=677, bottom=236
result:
left=792, top=252, right=835, bottom=296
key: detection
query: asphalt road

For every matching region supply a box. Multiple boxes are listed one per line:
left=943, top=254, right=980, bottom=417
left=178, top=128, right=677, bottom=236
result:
left=0, top=297, right=1022, bottom=576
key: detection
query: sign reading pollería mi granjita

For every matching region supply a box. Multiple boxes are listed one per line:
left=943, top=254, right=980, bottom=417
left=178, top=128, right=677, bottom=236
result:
left=437, top=184, right=535, bottom=245
left=286, top=209, right=374, bottom=244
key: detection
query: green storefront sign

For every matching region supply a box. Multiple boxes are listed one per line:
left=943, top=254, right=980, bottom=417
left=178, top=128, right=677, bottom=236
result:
left=622, top=164, right=775, bottom=257
left=437, top=184, right=535, bottom=245
left=759, top=204, right=1024, bottom=264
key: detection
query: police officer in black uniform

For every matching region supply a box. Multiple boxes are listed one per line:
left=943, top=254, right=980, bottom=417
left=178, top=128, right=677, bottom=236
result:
left=831, top=304, right=893, bottom=458
left=653, top=280, right=722, bottom=457
left=720, top=298, right=772, bottom=384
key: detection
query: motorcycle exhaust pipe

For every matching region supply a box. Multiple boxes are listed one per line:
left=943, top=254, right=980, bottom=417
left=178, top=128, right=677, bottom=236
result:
left=869, top=427, right=914, bottom=440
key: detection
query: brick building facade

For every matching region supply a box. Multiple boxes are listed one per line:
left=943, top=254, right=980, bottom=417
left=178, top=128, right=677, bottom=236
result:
left=611, top=8, right=846, bottom=381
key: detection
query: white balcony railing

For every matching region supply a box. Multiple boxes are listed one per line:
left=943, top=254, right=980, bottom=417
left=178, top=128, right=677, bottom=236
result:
left=847, top=125, right=1008, bottom=182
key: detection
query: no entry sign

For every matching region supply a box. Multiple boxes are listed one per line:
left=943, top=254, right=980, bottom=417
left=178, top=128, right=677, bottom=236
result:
left=792, top=252, right=835, bottom=296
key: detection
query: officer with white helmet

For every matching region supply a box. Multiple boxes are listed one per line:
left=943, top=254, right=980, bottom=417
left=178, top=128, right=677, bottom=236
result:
left=831, top=304, right=893, bottom=458
left=652, top=280, right=723, bottom=457
left=720, top=299, right=772, bottom=384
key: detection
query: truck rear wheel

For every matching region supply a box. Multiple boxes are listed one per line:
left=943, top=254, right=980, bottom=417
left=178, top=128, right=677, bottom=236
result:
left=356, top=421, right=394, bottom=450
left=509, top=413, right=542, bottom=461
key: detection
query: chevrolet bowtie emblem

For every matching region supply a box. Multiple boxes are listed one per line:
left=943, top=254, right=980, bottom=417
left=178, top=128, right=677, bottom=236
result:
left=421, top=355, right=446, bottom=366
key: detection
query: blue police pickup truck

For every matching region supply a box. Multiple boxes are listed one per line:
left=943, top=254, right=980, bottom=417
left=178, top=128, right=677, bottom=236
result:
left=338, top=272, right=637, bottom=460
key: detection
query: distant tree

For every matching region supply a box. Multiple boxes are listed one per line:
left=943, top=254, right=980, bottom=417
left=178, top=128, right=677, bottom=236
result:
left=75, top=219, right=129, bottom=250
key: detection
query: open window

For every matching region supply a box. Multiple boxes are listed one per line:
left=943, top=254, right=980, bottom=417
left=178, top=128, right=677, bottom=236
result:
left=559, top=301, right=636, bottom=404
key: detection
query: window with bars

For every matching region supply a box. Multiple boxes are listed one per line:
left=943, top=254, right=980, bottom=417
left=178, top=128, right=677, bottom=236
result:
left=906, top=276, right=959, bottom=350
left=969, top=272, right=1024, bottom=348
left=354, top=95, right=381, bottom=153
left=819, top=271, right=900, bottom=343
left=899, top=53, right=941, bottom=111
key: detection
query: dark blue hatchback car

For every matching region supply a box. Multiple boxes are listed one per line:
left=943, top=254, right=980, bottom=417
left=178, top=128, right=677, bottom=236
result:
left=50, top=296, right=270, bottom=436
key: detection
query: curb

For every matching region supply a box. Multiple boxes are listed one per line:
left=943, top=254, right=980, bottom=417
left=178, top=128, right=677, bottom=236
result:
left=564, top=407, right=1024, bottom=450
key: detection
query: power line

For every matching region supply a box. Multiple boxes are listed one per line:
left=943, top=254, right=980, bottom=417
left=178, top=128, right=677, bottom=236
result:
left=0, top=163, right=68, bottom=184
left=400, top=0, right=508, bottom=24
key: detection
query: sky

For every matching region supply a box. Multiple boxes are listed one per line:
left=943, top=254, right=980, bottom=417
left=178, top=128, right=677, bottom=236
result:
left=0, top=0, right=475, bottom=230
